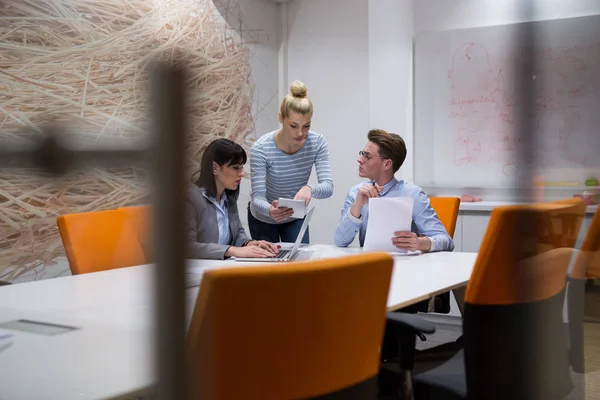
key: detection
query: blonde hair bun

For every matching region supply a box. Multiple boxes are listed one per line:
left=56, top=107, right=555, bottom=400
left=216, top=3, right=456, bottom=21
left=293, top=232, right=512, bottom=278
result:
left=289, top=80, right=308, bottom=98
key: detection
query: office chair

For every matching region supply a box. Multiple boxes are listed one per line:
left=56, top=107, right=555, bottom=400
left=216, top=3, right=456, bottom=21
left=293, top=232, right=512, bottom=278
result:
left=380, top=197, right=461, bottom=396
left=566, top=205, right=600, bottom=373
left=428, top=197, right=460, bottom=239
left=56, top=208, right=148, bottom=275
left=393, top=199, right=586, bottom=399
left=118, top=205, right=154, bottom=262
left=427, top=197, right=461, bottom=314
left=185, top=253, right=394, bottom=400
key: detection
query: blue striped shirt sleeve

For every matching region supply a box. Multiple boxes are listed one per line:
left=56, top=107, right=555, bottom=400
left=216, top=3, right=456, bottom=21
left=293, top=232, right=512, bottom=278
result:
left=249, top=142, right=272, bottom=216
left=334, top=187, right=362, bottom=247
left=308, top=136, right=334, bottom=199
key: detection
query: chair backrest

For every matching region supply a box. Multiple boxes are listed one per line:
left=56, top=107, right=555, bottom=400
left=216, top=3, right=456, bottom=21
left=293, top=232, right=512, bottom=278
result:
left=571, top=206, right=600, bottom=279
left=428, top=197, right=460, bottom=237
left=185, top=253, right=394, bottom=400
left=465, top=198, right=585, bottom=305
left=463, top=199, right=586, bottom=400
left=564, top=204, right=598, bottom=374
left=118, top=205, right=154, bottom=262
left=56, top=209, right=147, bottom=275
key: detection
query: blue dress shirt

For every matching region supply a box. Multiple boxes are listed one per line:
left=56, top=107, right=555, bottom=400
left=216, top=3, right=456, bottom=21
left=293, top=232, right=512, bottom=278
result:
left=333, top=178, right=454, bottom=252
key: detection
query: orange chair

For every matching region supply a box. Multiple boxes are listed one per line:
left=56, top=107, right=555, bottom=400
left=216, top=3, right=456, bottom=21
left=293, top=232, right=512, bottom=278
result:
left=571, top=206, right=600, bottom=280
left=407, top=199, right=586, bottom=399
left=382, top=198, right=460, bottom=395
left=57, top=209, right=147, bottom=275
left=427, top=197, right=461, bottom=314
left=185, top=252, right=394, bottom=400
left=565, top=206, right=600, bottom=373
left=118, top=205, right=154, bottom=263
left=428, top=197, right=461, bottom=238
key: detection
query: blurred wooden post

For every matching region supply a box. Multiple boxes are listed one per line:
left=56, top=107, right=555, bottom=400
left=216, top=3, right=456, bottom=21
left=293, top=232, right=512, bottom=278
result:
left=150, top=64, right=187, bottom=400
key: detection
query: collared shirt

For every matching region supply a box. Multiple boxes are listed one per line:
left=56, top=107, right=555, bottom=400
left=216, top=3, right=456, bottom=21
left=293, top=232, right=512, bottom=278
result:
left=333, top=178, right=454, bottom=252
left=201, top=188, right=232, bottom=246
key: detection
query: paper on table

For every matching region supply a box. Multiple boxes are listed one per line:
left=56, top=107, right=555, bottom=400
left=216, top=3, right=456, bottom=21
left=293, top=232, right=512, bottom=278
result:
left=392, top=250, right=422, bottom=256
left=363, top=196, right=414, bottom=254
left=0, top=329, right=12, bottom=340
left=0, top=329, right=13, bottom=353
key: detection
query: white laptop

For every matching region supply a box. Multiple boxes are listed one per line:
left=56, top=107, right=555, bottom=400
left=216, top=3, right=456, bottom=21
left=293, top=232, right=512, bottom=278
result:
left=234, top=207, right=315, bottom=262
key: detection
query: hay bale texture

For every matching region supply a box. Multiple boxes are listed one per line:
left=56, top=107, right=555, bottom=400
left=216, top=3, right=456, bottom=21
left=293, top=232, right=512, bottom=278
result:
left=0, top=0, right=255, bottom=279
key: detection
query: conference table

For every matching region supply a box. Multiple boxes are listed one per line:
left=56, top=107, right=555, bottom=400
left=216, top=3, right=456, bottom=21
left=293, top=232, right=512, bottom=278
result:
left=0, top=244, right=477, bottom=400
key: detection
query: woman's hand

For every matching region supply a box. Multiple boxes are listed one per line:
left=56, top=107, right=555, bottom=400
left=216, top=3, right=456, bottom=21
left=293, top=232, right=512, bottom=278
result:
left=225, top=245, right=275, bottom=258
left=246, top=240, right=278, bottom=256
left=294, top=185, right=312, bottom=206
left=269, top=200, right=294, bottom=222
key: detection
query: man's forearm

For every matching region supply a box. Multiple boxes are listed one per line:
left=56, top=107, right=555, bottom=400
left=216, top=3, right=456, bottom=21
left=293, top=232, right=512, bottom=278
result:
left=417, top=237, right=432, bottom=252
left=349, top=201, right=363, bottom=219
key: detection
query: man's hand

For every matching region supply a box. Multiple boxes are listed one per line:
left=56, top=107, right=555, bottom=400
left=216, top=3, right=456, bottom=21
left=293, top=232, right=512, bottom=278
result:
left=391, top=231, right=431, bottom=252
left=294, top=185, right=312, bottom=206
left=349, top=183, right=382, bottom=218
left=269, top=200, right=294, bottom=222
left=246, top=240, right=278, bottom=256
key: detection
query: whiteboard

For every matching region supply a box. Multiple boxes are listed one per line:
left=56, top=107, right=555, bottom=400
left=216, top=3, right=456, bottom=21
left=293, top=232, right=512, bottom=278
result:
left=414, top=15, right=600, bottom=188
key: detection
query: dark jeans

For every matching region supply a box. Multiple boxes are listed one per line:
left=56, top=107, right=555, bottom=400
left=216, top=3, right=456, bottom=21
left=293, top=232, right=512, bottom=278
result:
left=247, top=207, right=310, bottom=244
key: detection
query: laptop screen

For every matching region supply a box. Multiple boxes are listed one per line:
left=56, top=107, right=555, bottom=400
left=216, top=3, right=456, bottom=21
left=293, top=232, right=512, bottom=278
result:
left=288, top=207, right=315, bottom=256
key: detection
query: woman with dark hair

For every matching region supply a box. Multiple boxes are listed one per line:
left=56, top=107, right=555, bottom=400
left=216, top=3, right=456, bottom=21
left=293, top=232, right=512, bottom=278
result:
left=186, top=138, right=278, bottom=260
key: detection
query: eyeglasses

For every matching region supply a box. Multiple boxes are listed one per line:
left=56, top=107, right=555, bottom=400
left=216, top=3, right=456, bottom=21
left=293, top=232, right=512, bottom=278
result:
left=358, top=150, right=388, bottom=161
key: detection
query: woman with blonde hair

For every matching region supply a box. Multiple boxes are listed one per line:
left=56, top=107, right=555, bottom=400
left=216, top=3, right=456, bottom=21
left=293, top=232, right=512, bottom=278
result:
left=248, top=80, right=334, bottom=243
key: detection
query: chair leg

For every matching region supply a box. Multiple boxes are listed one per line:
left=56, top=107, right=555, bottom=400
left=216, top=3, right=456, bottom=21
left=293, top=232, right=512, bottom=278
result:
left=453, top=287, right=466, bottom=316
left=567, top=279, right=586, bottom=373
left=398, top=330, right=417, bottom=400
left=402, top=370, right=414, bottom=400
left=452, top=288, right=466, bottom=344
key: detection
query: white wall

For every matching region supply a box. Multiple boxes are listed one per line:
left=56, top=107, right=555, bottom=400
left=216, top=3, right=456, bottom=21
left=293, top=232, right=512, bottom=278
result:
left=286, top=0, right=371, bottom=245
left=213, top=0, right=281, bottom=230
left=286, top=0, right=415, bottom=245
left=369, top=0, right=414, bottom=181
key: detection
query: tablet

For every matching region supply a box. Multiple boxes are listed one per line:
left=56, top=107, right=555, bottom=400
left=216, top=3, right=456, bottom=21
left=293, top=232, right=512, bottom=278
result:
left=277, top=198, right=306, bottom=219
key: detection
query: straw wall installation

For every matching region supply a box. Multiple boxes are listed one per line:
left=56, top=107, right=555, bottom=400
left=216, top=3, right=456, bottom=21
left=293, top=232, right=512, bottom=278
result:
left=0, top=0, right=255, bottom=279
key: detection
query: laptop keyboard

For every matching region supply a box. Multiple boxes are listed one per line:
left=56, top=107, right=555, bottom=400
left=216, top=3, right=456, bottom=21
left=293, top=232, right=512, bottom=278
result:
left=275, top=249, right=290, bottom=259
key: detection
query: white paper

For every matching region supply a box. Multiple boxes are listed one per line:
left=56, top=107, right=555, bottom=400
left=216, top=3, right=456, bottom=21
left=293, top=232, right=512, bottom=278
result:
left=363, top=197, right=414, bottom=254
left=0, top=328, right=13, bottom=352
left=0, top=329, right=12, bottom=340
left=277, top=198, right=306, bottom=219
left=0, top=329, right=13, bottom=353
left=393, top=250, right=422, bottom=256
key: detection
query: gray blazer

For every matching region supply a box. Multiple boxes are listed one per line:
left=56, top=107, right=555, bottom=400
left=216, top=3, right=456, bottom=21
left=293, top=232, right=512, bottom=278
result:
left=185, top=184, right=251, bottom=260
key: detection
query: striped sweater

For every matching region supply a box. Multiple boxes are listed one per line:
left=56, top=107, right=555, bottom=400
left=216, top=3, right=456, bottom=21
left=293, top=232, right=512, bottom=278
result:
left=249, top=130, right=334, bottom=224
